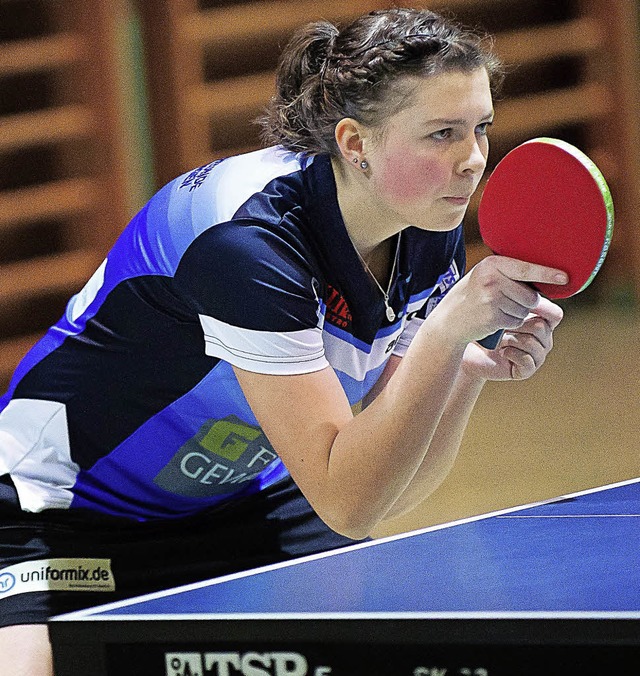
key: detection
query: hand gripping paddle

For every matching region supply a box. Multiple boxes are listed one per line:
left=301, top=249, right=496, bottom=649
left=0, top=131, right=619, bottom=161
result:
left=477, top=137, right=614, bottom=349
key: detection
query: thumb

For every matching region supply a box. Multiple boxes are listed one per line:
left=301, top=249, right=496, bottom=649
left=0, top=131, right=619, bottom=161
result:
left=532, top=296, right=564, bottom=330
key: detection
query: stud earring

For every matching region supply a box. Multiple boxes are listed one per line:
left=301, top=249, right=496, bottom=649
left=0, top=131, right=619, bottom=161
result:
left=360, top=160, right=369, bottom=170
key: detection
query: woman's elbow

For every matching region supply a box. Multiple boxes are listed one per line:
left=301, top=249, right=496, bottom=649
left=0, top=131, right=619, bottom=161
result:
left=315, top=503, right=380, bottom=541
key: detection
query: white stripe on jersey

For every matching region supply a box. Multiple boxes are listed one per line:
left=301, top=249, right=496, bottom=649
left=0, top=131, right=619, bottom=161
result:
left=186, top=148, right=311, bottom=235
left=0, top=399, right=79, bottom=512
left=394, top=259, right=462, bottom=357
left=199, top=314, right=328, bottom=375
left=322, top=324, right=405, bottom=382
left=393, top=317, right=423, bottom=357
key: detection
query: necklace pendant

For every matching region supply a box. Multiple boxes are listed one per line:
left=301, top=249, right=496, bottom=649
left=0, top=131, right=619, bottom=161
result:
left=354, top=232, right=402, bottom=325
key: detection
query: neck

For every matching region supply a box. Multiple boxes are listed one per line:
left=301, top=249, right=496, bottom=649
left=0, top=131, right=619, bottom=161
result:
left=331, top=156, right=403, bottom=262
left=360, top=236, right=398, bottom=287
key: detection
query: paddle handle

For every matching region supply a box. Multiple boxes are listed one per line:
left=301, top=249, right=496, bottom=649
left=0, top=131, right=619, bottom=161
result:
left=478, top=329, right=504, bottom=350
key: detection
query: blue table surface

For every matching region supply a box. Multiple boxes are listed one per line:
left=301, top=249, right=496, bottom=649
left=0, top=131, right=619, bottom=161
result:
left=56, top=480, right=640, bottom=620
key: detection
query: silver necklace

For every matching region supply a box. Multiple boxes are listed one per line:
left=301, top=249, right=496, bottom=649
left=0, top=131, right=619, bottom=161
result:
left=354, top=233, right=401, bottom=322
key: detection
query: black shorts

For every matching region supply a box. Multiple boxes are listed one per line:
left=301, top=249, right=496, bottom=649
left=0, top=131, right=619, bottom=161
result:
left=0, top=474, right=360, bottom=627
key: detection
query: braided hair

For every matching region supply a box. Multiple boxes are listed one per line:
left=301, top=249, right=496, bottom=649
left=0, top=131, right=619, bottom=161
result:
left=258, top=8, right=503, bottom=156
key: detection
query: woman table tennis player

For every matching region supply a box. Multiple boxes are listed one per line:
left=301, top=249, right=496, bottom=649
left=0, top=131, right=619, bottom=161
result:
left=0, top=7, right=567, bottom=674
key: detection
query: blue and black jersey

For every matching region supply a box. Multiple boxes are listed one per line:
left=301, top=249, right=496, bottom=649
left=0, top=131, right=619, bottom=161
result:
left=0, top=147, right=464, bottom=521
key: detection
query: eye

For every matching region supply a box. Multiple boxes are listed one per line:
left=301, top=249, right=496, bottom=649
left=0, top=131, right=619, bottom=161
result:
left=475, top=121, right=493, bottom=136
left=430, top=128, right=452, bottom=140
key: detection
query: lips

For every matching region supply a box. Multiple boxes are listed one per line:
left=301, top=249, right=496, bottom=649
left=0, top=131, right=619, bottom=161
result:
left=443, top=196, right=471, bottom=205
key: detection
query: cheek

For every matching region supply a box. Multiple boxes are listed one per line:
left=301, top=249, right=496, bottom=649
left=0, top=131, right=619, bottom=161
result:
left=376, top=151, right=449, bottom=204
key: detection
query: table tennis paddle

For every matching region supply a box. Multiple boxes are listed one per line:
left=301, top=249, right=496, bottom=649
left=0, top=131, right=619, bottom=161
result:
left=476, top=137, right=614, bottom=349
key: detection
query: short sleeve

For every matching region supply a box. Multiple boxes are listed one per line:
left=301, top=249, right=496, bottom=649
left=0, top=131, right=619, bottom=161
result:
left=173, top=219, right=329, bottom=375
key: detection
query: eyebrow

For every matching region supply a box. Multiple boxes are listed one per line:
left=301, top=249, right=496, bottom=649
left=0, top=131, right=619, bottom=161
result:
left=428, top=112, right=495, bottom=125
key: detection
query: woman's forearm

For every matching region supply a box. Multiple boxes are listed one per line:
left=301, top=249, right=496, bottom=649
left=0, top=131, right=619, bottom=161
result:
left=323, top=314, right=470, bottom=535
left=381, top=366, right=486, bottom=520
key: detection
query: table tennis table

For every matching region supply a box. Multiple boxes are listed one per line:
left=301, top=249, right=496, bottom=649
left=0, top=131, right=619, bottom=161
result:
left=50, top=477, right=640, bottom=676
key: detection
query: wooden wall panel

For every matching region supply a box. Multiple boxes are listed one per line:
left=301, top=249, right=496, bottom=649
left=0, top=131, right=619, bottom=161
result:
left=0, top=0, right=132, bottom=391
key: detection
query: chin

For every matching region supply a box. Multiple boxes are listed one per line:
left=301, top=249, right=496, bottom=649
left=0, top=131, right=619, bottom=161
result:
left=410, top=217, right=463, bottom=233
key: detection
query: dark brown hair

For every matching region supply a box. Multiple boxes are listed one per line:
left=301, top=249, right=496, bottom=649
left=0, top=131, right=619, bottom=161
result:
left=258, top=7, right=503, bottom=156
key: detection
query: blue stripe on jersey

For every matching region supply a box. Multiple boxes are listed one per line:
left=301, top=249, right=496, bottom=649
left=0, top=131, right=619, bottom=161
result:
left=70, top=361, right=289, bottom=519
left=1, top=192, right=174, bottom=408
left=335, top=361, right=389, bottom=407
left=407, top=285, right=440, bottom=305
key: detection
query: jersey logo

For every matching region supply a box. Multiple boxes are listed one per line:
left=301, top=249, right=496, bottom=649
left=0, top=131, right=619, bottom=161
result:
left=179, top=159, right=225, bottom=192
left=437, top=261, right=460, bottom=293
left=153, top=416, right=278, bottom=498
left=324, top=284, right=352, bottom=329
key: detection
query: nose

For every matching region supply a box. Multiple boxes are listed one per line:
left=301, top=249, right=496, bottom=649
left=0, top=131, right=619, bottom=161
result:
left=457, top=135, right=487, bottom=176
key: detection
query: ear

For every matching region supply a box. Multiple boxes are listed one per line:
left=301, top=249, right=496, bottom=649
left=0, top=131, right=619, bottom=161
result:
left=334, top=118, right=368, bottom=164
